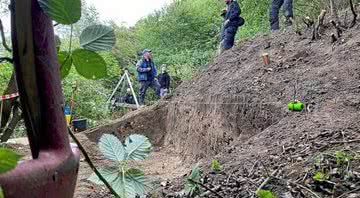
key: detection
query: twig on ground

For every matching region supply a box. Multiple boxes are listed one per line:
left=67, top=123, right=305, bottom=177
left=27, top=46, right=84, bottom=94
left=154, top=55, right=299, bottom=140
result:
left=336, top=186, right=360, bottom=198
left=331, top=33, right=338, bottom=43
left=188, top=179, right=224, bottom=198
left=316, top=10, right=327, bottom=38
left=67, top=127, right=121, bottom=198
left=274, top=177, right=321, bottom=198
left=330, top=139, right=360, bottom=144
left=256, top=169, right=279, bottom=193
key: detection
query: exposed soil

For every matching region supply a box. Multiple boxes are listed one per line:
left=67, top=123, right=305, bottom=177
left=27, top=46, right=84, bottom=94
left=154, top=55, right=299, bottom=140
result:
left=80, top=14, right=360, bottom=197
left=5, top=13, right=360, bottom=198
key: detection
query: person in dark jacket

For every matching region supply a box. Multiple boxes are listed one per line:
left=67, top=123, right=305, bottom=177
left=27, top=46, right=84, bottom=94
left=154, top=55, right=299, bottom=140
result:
left=157, top=64, right=171, bottom=97
left=136, top=49, right=160, bottom=104
left=220, top=0, right=243, bottom=53
left=269, top=0, right=293, bottom=32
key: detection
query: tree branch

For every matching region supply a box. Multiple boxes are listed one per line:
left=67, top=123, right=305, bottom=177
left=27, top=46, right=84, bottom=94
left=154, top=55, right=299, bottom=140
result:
left=0, top=18, right=11, bottom=52
left=349, top=0, right=357, bottom=28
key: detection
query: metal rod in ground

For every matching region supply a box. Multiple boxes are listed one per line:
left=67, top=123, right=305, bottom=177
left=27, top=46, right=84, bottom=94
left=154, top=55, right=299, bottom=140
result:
left=67, top=127, right=120, bottom=198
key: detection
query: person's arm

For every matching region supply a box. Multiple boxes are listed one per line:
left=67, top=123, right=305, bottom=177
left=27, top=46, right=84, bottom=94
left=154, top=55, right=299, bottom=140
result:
left=136, top=60, right=150, bottom=72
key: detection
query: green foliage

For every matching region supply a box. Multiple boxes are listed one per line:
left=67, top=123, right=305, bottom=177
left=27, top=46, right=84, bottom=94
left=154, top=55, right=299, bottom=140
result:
left=80, top=24, right=116, bottom=51
left=335, top=151, right=352, bottom=166
left=38, top=0, right=81, bottom=24
left=256, top=190, right=277, bottom=198
left=58, top=51, right=72, bottom=78
left=88, top=134, right=152, bottom=198
left=72, top=49, right=107, bottom=80
left=0, top=148, right=21, bottom=174
left=0, top=186, right=3, bottom=198
left=313, top=170, right=329, bottom=182
left=210, top=159, right=221, bottom=172
left=185, top=164, right=202, bottom=197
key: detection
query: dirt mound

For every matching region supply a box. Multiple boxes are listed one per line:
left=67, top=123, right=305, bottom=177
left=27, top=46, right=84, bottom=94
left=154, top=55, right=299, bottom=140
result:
left=157, top=21, right=360, bottom=198
left=81, top=16, right=360, bottom=197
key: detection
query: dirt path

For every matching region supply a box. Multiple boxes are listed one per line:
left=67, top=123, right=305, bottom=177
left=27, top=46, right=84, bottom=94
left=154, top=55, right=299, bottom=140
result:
left=4, top=134, right=189, bottom=198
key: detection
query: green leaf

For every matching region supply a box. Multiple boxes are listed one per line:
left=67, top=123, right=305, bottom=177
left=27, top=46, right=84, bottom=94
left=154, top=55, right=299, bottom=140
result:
left=211, top=159, right=221, bottom=172
left=185, top=164, right=201, bottom=196
left=0, top=186, right=4, bottom=198
left=313, top=171, right=328, bottom=182
left=256, top=190, right=277, bottom=198
left=57, top=51, right=72, bottom=79
left=38, top=0, right=81, bottom=25
left=80, top=25, right=116, bottom=51
left=72, top=49, right=107, bottom=80
left=125, top=134, right=152, bottom=161
left=98, top=134, right=126, bottom=162
left=0, top=148, right=21, bottom=174
left=123, top=168, right=148, bottom=198
left=88, top=168, right=119, bottom=185
left=90, top=168, right=149, bottom=198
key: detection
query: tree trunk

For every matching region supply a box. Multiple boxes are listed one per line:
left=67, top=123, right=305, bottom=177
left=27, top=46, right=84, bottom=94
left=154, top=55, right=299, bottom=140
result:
left=0, top=0, right=80, bottom=197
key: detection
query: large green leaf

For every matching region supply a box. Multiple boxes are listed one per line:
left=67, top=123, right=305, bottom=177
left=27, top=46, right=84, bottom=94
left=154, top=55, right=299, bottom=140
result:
left=38, top=0, right=81, bottom=25
left=57, top=51, right=72, bottom=79
left=80, top=25, right=116, bottom=51
left=88, top=168, right=149, bottom=198
left=0, top=148, right=21, bottom=174
left=72, top=49, right=107, bottom=80
left=185, top=164, right=201, bottom=196
left=125, top=134, right=152, bottom=161
left=98, top=134, right=126, bottom=162
left=88, top=168, right=119, bottom=185
left=112, top=168, right=148, bottom=198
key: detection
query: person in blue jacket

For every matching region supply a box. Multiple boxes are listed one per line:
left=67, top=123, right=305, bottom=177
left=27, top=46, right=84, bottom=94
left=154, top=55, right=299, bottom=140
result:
left=269, top=0, right=293, bottom=32
left=136, top=49, right=160, bottom=104
left=220, top=0, right=244, bottom=53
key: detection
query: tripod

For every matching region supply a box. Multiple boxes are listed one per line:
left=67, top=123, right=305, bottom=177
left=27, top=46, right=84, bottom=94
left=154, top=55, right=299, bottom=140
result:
left=107, top=69, right=140, bottom=109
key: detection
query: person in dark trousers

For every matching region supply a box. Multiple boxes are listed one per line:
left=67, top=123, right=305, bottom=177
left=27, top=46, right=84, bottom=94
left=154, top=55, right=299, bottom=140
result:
left=157, top=64, right=171, bottom=97
left=136, top=49, right=160, bottom=105
left=220, top=0, right=243, bottom=53
left=269, top=0, right=293, bottom=32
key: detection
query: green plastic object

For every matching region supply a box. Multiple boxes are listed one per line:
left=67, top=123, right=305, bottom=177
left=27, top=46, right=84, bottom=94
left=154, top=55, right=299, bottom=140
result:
left=288, top=101, right=305, bottom=111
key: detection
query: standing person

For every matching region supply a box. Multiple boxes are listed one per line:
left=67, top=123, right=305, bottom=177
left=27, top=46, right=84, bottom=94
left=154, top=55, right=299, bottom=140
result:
left=220, top=0, right=244, bottom=53
left=136, top=49, right=160, bottom=105
left=157, top=64, right=171, bottom=97
left=269, top=0, right=293, bottom=32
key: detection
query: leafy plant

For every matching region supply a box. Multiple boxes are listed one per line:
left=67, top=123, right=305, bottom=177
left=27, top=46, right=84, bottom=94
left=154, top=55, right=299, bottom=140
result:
left=313, top=170, right=329, bottom=182
left=0, top=148, right=21, bottom=174
left=58, top=24, right=116, bottom=80
left=210, top=159, right=221, bottom=172
left=88, top=134, right=152, bottom=198
left=184, top=164, right=202, bottom=197
left=0, top=148, right=21, bottom=198
left=335, top=151, right=352, bottom=166
left=256, top=190, right=277, bottom=198
left=38, top=0, right=81, bottom=25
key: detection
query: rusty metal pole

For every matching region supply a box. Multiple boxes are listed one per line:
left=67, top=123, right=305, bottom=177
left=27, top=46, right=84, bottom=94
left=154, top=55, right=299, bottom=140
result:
left=0, top=0, right=80, bottom=197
